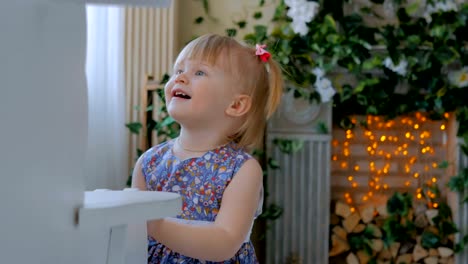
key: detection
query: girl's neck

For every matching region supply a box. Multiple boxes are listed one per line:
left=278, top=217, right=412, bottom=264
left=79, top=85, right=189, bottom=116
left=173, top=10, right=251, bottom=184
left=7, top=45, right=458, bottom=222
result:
left=177, top=128, right=229, bottom=153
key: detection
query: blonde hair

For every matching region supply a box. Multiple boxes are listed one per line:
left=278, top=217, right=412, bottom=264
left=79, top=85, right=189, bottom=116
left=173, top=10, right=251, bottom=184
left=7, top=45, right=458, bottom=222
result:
left=179, top=33, right=284, bottom=150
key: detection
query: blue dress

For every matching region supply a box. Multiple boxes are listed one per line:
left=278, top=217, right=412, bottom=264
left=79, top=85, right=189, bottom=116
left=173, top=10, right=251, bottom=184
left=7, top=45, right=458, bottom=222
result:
left=141, top=139, right=260, bottom=264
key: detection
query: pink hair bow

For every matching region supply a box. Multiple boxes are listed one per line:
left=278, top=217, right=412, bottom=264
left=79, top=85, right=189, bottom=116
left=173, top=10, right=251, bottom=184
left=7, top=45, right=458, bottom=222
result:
left=255, top=44, right=271, bottom=62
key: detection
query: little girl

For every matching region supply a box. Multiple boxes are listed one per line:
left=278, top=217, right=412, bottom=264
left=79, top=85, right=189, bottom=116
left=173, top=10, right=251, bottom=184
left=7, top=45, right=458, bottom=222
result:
left=132, top=33, right=283, bottom=263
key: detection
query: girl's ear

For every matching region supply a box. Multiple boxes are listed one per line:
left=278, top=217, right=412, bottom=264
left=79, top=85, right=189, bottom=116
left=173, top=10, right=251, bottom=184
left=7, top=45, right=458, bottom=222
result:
left=225, top=94, right=252, bottom=117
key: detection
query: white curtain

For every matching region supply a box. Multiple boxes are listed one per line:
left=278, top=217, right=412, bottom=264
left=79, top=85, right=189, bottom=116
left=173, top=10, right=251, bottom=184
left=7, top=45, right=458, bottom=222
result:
left=85, top=5, right=128, bottom=190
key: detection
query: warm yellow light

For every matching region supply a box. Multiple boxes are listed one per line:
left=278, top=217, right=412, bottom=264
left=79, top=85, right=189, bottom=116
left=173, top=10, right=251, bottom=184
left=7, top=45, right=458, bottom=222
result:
left=375, top=177, right=380, bottom=182
left=368, top=191, right=373, bottom=197
left=372, top=142, right=378, bottom=149
left=410, top=157, right=417, bottom=164
left=370, top=135, right=375, bottom=141
left=347, top=198, right=352, bottom=204
left=417, top=193, right=422, bottom=199
left=424, top=165, right=429, bottom=171
left=344, top=141, right=350, bottom=147
left=375, top=184, right=380, bottom=190
left=341, top=162, right=348, bottom=169
left=352, top=182, right=358, bottom=188
left=422, top=149, right=427, bottom=154
left=370, top=150, right=375, bottom=155
left=384, top=168, right=389, bottom=174
left=348, top=176, right=353, bottom=181
left=346, top=134, right=353, bottom=139
left=365, top=131, right=372, bottom=136
left=420, top=140, right=425, bottom=145
left=444, top=112, right=449, bottom=119
left=386, top=154, right=391, bottom=159
left=332, top=155, right=338, bottom=161
left=403, top=143, right=408, bottom=148
left=354, top=165, right=360, bottom=171
left=432, top=162, right=437, bottom=168
left=332, top=140, right=339, bottom=146
left=369, top=181, right=375, bottom=187
left=440, top=124, right=446, bottom=130
left=380, top=135, right=386, bottom=142
left=345, top=193, right=350, bottom=198
left=403, top=150, right=408, bottom=156
left=433, top=203, right=439, bottom=208
left=414, top=172, right=419, bottom=178
left=414, top=124, right=419, bottom=129
left=370, top=162, right=375, bottom=167
left=362, top=196, right=369, bottom=201
left=405, top=132, right=411, bottom=138
left=383, top=184, right=389, bottom=189
left=350, top=207, right=355, bottom=212
left=405, top=181, right=411, bottom=187
left=432, top=177, right=437, bottom=183
left=367, top=146, right=372, bottom=152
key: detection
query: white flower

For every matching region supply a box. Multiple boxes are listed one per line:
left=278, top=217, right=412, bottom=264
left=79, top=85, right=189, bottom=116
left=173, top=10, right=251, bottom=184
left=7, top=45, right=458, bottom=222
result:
left=312, top=67, right=336, bottom=103
left=383, top=57, right=408, bottom=76
left=448, top=66, right=468, bottom=88
left=423, top=0, right=458, bottom=23
left=291, top=21, right=309, bottom=36
left=285, top=0, right=320, bottom=36
left=312, top=67, right=325, bottom=78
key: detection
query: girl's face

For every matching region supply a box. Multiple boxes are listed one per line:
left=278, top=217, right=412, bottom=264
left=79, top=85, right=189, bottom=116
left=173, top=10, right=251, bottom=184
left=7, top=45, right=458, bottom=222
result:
left=164, top=55, right=236, bottom=127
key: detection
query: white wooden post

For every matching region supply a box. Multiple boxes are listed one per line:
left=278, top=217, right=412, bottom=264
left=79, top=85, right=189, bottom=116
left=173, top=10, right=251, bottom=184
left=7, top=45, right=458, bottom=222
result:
left=0, top=1, right=176, bottom=264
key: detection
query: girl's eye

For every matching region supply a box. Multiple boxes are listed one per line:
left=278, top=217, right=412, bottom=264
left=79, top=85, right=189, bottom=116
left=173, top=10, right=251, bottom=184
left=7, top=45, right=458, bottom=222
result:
left=195, top=70, right=206, bottom=76
left=175, top=69, right=183, bottom=75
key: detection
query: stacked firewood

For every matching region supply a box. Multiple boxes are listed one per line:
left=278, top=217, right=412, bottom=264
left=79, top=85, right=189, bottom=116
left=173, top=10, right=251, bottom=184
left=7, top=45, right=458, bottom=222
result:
left=329, top=201, right=455, bottom=264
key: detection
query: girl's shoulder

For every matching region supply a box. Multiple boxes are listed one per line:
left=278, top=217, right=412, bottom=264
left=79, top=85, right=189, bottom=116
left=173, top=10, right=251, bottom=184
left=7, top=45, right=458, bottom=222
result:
left=141, top=140, right=175, bottom=164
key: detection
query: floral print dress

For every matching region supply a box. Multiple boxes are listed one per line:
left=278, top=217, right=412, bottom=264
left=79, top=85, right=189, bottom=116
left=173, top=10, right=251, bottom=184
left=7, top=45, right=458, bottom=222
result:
left=141, top=139, right=261, bottom=264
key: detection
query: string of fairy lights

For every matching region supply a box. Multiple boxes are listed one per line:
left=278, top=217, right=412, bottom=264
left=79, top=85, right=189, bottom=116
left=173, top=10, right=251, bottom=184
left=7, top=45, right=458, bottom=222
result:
left=332, top=113, right=449, bottom=210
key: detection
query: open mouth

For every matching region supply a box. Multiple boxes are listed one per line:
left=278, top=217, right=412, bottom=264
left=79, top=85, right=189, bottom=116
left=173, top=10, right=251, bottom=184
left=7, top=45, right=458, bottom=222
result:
left=173, top=91, right=191, bottom=99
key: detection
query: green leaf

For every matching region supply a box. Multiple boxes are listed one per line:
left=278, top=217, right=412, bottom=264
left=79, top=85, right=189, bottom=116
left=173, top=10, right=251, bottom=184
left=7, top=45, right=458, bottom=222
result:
left=317, top=121, right=329, bottom=134
left=405, top=1, right=420, bottom=15
left=387, top=192, right=412, bottom=216
left=226, top=28, right=237, bottom=37
left=438, top=161, right=449, bottom=169
left=236, top=20, right=247, bottom=29
left=268, top=157, right=280, bottom=170
left=194, top=16, right=204, bottom=24
left=158, top=116, right=175, bottom=128
left=421, top=231, right=441, bottom=249
left=125, top=122, right=142, bottom=135
left=146, top=105, right=154, bottom=112
left=253, top=12, right=262, bottom=19
left=253, top=25, right=268, bottom=42
left=324, top=14, right=337, bottom=31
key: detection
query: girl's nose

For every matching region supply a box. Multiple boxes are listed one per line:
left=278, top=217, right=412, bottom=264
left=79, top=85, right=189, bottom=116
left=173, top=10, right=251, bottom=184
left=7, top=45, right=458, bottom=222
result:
left=174, top=73, right=187, bottom=84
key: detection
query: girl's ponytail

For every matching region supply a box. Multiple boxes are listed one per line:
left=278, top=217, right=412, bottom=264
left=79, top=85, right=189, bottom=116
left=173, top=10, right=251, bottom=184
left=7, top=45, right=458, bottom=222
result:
left=265, top=59, right=284, bottom=119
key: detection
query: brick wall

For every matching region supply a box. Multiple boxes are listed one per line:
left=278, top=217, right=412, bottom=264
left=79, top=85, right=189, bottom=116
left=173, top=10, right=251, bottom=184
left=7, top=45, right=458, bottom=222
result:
left=331, top=114, right=449, bottom=208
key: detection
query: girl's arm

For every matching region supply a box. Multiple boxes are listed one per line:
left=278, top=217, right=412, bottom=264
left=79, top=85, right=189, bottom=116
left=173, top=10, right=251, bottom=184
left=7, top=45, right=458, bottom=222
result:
left=145, top=158, right=263, bottom=262
left=131, top=156, right=148, bottom=191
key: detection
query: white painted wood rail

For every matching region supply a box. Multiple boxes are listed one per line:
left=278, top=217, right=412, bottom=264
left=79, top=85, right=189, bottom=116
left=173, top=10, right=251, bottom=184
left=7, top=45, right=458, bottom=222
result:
left=80, top=189, right=181, bottom=264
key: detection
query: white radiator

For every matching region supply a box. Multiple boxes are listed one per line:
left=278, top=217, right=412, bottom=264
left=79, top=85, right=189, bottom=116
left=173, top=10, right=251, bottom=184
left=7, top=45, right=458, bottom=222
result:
left=266, top=93, right=332, bottom=264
